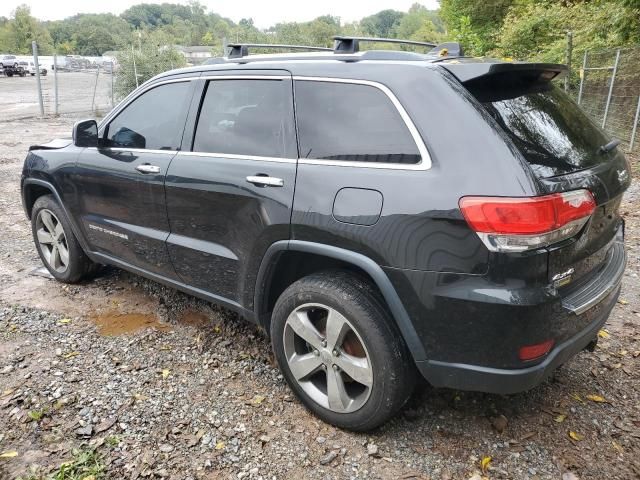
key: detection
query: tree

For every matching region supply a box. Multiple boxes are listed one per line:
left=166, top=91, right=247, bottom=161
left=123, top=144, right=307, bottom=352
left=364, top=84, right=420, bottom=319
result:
left=6, top=5, right=53, bottom=54
left=494, top=0, right=640, bottom=62
left=394, top=4, right=445, bottom=44
left=115, top=43, right=186, bottom=99
left=439, top=0, right=512, bottom=54
left=360, top=9, right=405, bottom=37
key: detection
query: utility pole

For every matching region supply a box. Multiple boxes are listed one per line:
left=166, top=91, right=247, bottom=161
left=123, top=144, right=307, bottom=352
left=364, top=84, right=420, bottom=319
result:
left=32, top=41, right=44, bottom=116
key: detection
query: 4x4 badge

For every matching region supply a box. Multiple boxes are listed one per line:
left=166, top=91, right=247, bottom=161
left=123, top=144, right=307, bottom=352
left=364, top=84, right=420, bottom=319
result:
left=552, top=268, right=574, bottom=288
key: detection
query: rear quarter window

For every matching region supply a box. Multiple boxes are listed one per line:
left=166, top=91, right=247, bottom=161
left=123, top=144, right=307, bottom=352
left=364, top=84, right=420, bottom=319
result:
left=295, top=80, right=421, bottom=164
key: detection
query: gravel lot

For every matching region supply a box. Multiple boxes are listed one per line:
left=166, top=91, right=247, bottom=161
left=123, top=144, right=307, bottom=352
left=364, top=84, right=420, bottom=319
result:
left=0, top=72, right=113, bottom=122
left=0, top=118, right=639, bottom=480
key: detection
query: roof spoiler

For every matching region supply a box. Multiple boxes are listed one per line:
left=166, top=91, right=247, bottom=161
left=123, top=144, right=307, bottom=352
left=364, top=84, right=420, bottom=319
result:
left=442, top=62, right=568, bottom=84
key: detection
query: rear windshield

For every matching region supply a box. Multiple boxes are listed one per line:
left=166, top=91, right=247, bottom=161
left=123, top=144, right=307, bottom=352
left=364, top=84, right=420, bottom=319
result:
left=477, top=82, right=609, bottom=179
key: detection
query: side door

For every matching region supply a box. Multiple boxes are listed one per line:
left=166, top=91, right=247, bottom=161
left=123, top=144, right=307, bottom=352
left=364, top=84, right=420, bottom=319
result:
left=164, top=72, right=297, bottom=308
left=71, top=78, right=195, bottom=277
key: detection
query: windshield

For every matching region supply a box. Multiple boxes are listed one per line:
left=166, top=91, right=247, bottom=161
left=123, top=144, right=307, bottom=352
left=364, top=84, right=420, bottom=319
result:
left=480, top=83, right=609, bottom=179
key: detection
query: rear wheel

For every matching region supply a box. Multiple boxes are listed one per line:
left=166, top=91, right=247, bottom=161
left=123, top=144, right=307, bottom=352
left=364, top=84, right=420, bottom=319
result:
left=31, top=195, right=96, bottom=283
left=271, top=271, right=415, bottom=431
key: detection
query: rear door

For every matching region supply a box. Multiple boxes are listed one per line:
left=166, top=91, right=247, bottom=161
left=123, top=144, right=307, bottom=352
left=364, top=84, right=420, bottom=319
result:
left=72, top=79, right=195, bottom=277
left=164, top=72, right=297, bottom=307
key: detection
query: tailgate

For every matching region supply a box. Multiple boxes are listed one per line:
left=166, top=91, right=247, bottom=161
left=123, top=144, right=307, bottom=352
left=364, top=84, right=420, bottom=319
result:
left=447, top=60, right=631, bottom=287
left=542, top=158, right=628, bottom=285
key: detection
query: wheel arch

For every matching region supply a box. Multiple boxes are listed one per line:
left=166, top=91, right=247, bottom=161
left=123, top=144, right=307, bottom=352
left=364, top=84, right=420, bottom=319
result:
left=22, top=178, right=93, bottom=256
left=254, top=240, right=427, bottom=361
left=22, top=179, right=56, bottom=219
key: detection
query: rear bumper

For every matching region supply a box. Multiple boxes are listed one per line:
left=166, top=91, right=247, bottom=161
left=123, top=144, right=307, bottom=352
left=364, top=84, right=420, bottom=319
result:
left=415, top=284, right=619, bottom=394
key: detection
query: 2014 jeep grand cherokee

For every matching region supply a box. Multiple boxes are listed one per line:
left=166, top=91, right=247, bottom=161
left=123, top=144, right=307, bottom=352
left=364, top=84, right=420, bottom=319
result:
left=21, top=37, right=629, bottom=431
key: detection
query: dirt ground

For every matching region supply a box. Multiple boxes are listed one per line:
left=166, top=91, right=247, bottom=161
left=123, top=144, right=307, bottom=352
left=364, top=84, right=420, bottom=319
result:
left=0, top=117, right=639, bottom=480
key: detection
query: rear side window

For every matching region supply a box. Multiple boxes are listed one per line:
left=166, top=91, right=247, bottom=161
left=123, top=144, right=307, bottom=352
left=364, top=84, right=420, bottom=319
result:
left=193, top=79, right=296, bottom=159
left=106, top=81, right=190, bottom=150
left=479, top=82, right=609, bottom=178
left=295, top=80, right=421, bottom=164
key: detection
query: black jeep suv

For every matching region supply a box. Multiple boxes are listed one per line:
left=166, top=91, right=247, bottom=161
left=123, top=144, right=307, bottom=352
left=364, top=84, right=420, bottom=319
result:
left=21, top=37, right=629, bottom=431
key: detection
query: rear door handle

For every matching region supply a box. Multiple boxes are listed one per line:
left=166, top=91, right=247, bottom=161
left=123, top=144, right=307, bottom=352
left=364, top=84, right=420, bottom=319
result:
left=136, top=164, right=161, bottom=174
left=246, top=175, right=284, bottom=187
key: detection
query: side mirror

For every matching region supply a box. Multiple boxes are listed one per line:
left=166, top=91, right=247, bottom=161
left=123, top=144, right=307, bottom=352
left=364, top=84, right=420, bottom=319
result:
left=72, top=119, right=98, bottom=147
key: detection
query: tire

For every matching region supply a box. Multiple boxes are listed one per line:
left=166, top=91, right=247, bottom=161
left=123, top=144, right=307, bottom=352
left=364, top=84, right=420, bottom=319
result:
left=31, top=195, right=95, bottom=283
left=271, top=270, right=416, bottom=431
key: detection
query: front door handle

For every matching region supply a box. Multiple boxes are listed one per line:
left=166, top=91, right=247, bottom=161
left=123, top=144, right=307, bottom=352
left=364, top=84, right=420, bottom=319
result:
left=246, top=175, right=284, bottom=187
left=136, top=164, right=161, bottom=174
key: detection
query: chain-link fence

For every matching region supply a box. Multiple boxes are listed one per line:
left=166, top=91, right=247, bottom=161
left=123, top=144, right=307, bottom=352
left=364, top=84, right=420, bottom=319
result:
left=0, top=46, right=184, bottom=122
left=0, top=57, right=116, bottom=121
left=576, top=46, right=640, bottom=154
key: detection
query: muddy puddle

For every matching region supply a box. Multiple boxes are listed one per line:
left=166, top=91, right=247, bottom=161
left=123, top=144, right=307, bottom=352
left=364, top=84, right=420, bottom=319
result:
left=92, top=312, right=172, bottom=336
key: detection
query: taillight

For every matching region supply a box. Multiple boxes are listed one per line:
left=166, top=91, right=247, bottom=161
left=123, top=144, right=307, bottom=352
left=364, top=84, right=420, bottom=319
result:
left=459, top=190, right=596, bottom=252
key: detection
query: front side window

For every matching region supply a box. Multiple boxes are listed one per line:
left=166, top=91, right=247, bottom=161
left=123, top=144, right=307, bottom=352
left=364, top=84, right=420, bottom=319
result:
left=295, top=80, right=421, bottom=164
left=106, top=81, right=190, bottom=150
left=193, top=79, right=296, bottom=158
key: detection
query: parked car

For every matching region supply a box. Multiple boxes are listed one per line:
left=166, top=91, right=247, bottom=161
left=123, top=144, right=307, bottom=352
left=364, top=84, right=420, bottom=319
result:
left=65, top=55, right=90, bottom=70
left=26, top=60, right=47, bottom=76
left=0, top=54, right=19, bottom=68
left=0, top=54, right=26, bottom=77
left=20, top=37, right=629, bottom=431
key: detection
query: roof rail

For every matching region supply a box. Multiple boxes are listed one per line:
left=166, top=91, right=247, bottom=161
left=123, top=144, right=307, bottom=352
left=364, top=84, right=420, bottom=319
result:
left=333, top=36, right=437, bottom=54
left=227, top=43, right=332, bottom=59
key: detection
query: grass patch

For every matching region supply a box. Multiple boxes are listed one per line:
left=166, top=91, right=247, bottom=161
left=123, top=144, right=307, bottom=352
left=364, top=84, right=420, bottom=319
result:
left=27, top=409, right=47, bottom=422
left=105, top=435, right=120, bottom=447
left=51, top=448, right=104, bottom=480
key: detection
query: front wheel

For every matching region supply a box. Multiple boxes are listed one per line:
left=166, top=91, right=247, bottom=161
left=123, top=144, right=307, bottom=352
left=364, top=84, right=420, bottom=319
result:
left=271, top=271, right=416, bottom=431
left=31, top=195, right=96, bottom=283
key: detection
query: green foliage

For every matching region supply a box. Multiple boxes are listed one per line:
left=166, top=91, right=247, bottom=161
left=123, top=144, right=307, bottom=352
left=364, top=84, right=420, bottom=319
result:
left=27, top=408, right=47, bottom=421
left=0, top=5, right=53, bottom=54
left=360, top=9, right=405, bottom=37
left=440, top=0, right=512, bottom=54
left=115, top=42, right=186, bottom=100
left=48, top=14, right=132, bottom=55
left=494, top=0, right=640, bottom=62
left=51, top=448, right=105, bottom=480
left=394, top=4, right=446, bottom=44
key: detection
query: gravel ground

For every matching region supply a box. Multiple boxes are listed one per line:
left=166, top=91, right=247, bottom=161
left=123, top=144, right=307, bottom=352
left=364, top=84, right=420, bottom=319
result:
left=0, top=118, right=639, bottom=480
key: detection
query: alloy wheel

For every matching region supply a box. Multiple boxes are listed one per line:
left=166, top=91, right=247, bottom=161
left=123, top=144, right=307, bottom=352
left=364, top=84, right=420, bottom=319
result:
left=36, top=209, right=69, bottom=273
left=283, top=303, right=373, bottom=413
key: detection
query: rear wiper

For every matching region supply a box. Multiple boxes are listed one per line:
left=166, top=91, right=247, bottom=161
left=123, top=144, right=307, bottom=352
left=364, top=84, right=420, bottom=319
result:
left=598, top=139, right=621, bottom=155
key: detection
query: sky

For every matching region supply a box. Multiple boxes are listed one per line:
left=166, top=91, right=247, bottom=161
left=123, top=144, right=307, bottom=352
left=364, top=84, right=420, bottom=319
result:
left=1, top=1, right=440, bottom=29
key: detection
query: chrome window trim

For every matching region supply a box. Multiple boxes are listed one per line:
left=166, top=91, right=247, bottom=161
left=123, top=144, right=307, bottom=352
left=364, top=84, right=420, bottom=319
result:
left=292, top=76, right=432, bottom=171
left=177, top=151, right=296, bottom=164
left=200, top=74, right=290, bottom=81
